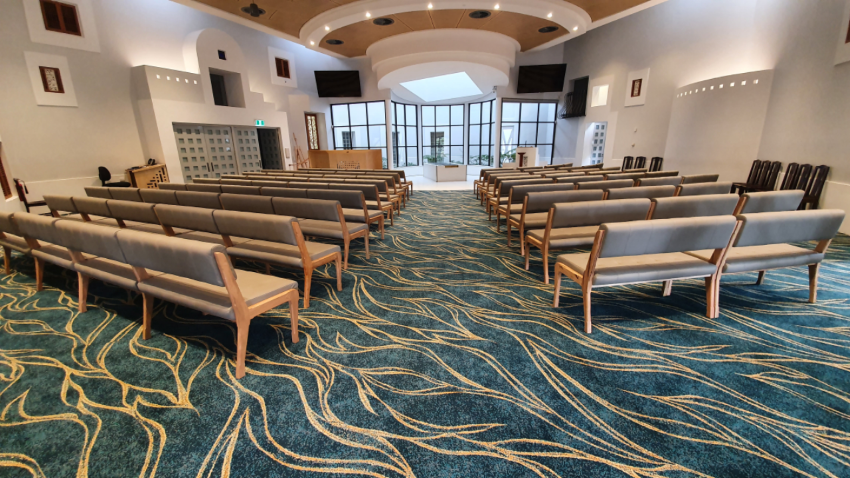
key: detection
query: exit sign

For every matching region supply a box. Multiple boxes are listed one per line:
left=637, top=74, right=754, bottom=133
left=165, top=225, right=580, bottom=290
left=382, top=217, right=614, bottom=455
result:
left=255, top=120, right=265, bottom=127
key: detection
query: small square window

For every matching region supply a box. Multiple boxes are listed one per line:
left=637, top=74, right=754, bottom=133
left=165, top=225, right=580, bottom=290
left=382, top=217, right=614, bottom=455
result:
left=39, top=0, right=81, bottom=36
left=275, top=58, right=291, bottom=79
left=218, top=50, right=227, bottom=60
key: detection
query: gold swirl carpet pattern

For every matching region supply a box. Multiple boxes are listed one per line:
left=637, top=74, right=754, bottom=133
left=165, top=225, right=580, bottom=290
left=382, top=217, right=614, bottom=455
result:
left=1, top=190, right=849, bottom=477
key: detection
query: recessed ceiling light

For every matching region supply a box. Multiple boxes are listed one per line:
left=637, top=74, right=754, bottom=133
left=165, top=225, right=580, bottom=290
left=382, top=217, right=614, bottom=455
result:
left=373, top=17, right=394, bottom=26
left=539, top=26, right=559, bottom=33
left=742, top=81, right=747, bottom=85
left=310, top=40, right=315, bottom=45
left=324, top=25, right=330, bottom=31
left=156, top=74, right=160, bottom=79
left=719, top=84, right=724, bottom=88
left=573, top=26, right=578, bottom=31
left=730, top=82, right=735, bottom=87
left=494, top=4, right=500, bottom=10
left=401, top=72, right=483, bottom=102
left=469, top=10, right=491, bottom=19
left=427, top=3, right=433, bottom=9
left=326, top=39, right=344, bottom=45
left=754, top=79, right=759, bottom=84
left=547, top=12, right=553, bottom=18
left=365, top=12, right=371, bottom=18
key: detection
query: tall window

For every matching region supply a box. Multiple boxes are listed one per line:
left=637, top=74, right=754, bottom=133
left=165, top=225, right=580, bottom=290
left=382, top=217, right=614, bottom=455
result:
left=331, top=101, right=387, bottom=168
left=422, top=105, right=464, bottom=164
left=391, top=102, right=419, bottom=167
left=305, top=113, right=320, bottom=150
left=40, top=0, right=81, bottom=36
left=500, top=101, right=557, bottom=165
left=468, top=100, right=495, bottom=166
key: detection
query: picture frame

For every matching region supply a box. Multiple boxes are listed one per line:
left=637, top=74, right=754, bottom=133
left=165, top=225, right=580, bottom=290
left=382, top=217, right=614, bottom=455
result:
left=625, top=68, right=650, bottom=107
left=835, top=0, right=850, bottom=66
left=39, top=66, right=64, bottom=93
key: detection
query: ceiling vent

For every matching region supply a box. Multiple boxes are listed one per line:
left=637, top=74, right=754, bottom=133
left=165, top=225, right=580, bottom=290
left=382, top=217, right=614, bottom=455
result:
left=240, top=3, right=265, bottom=17
left=469, top=11, right=491, bottom=19
left=373, top=18, right=394, bottom=26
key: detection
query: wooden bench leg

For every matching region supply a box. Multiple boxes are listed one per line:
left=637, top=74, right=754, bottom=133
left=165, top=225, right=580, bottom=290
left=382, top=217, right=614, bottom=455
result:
left=756, top=270, right=765, bottom=285
left=364, top=232, right=370, bottom=259
left=379, top=215, right=385, bottom=240
left=77, top=273, right=89, bottom=313
left=542, top=244, right=550, bottom=285
left=336, top=254, right=342, bottom=291
left=343, top=240, right=350, bottom=270
left=809, top=264, right=819, bottom=303
left=553, top=266, right=562, bottom=308
left=142, top=293, right=153, bottom=340
left=289, top=290, right=300, bottom=344
left=303, top=267, right=312, bottom=309
left=495, top=212, right=501, bottom=232
left=662, top=280, right=673, bottom=297
left=3, top=246, right=10, bottom=275
left=265, top=263, right=272, bottom=275
left=506, top=223, right=512, bottom=247
left=583, top=287, right=592, bottom=333
left=235, top=319, right=250, bottom=379
left=524, top=240, right=532, bottom=271
left=705, top=277, right=715, bottom=318
left=519, top=226, right=526, bottom=256
left=34, top=257, right=44, bottom=291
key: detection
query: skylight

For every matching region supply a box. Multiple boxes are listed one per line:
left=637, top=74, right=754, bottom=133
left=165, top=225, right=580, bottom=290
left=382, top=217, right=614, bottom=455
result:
left=400, top=72, right=483, bottom=102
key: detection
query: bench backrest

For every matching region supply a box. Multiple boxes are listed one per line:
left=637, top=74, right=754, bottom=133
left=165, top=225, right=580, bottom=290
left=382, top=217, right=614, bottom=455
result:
left=599, top=216, right=738, bottom=258
left=604, top=172, right=645, bottom=181
left=16, top=214, right=63, bottom=245
left=44, top=195, right=78, bottom=214
left=606, top=186, right=676, bottom=200
left=157, top=183, right=187, bottom=191
left=85, top=187, right=112, bottom=199
left=650, top=194, right=739, bottom=219
left=643, top=170, right=679, bottom=178
left=328, top=183, right=380, bottom=202
left=219, top=194, right=275, bottom=214
left=0, top=212, right=24, bottom=237
left=106, top=200, right=159, bottom=225
left=526, top=190, right=604, bottom=214
left=109, top=188, right=142, bottom=202
left=155, top=204, right=219, bottom=234
left=734, top=210, right=845, bottom=247
left=677, top=182, right=733, bottom=196
left=307, top=189, right=364, bottom=209
left=681, top=174, right=720, bottom=184
left=55, top=219, right=127, bottom=262
left=221, top=185, right=260, bottom=195
left=186, top=184, right=223, bottom=193
left=509, top=183, right=576, bottom=205
left=262, top=187, right=308, bottom=198
left=637, top=176, right=682, bottom=187
left=214, top=210, right=300, bottom=245
left=116, top=229, right=231, bottom=287
left=176, top=191, right=222, bottom=209
left=738, top=190, right=804, bottom=214
left=73, top=197, right=112, bottom=218
left=140, top=189, right=179, bottom=205
left=577, top=179, right=635, bottom=191
left=552, top=198, right=650, bottom=228
left=272, top=197, right=341, bottom=222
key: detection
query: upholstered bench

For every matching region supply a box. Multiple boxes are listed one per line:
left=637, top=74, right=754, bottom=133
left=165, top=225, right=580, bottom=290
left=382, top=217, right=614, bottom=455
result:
left=0, top=212, right=32, bottom=274
left=508, top=190, right=604, bottom=255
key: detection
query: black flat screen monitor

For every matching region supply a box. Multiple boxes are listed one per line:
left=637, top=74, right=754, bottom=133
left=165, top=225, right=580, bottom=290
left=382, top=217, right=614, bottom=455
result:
left=517, top=64, right=567, bottom=94
left=315, top=71, right=362, bottom=98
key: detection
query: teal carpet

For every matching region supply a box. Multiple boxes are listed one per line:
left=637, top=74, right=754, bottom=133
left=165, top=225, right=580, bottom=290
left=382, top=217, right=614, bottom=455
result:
left=1, top=190, right=849, bottom=477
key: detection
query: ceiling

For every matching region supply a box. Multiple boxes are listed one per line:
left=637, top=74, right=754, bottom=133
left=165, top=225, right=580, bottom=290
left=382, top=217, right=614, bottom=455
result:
left=188, top=0, right=658, bottom=58
left=321, top=10, right=568, bottom=57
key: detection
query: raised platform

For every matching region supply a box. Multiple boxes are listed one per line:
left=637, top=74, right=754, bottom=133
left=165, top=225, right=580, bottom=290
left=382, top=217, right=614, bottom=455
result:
left=423, top=162, right=467, bottom=182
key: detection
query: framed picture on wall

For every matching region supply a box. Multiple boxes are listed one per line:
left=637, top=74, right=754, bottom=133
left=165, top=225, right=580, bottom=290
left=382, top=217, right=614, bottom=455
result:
left=39, top=66, right=64, bottom=93
left=835, top=0, right=850, bottom=66
left=625, top=68, right=650, bottom=107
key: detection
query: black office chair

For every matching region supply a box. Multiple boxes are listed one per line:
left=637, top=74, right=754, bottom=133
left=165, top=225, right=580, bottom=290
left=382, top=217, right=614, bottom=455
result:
left=99, top=167, right=131, bottom=187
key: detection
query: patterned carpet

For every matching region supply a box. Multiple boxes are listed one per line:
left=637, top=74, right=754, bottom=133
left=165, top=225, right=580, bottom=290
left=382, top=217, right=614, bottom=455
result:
left=1, top=190, right=849, bottom=477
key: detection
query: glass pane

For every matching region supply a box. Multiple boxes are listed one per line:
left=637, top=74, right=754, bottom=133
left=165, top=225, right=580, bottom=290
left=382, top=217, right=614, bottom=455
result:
left=470, top=103, right=481, bottom=123
left=423, top=147, right=437, bottom=162
left=332, top=104, right=349, bottom=126
left=469, top=145, right=480, bottom=162
left=469, top=124, right=481, bottom=145
left=501, top=123, right=518, bottom=148
left=482, top=123, right=492, bottom=144
left=519, top=124, right=537, bottom=146
left=367, top=101, right=386, bottom=124
left=450, top=146, right=464, bottom=164
left=538, top=145, right=553, bottom=163
left=350, top=125, right=369, bottom=147
left=520, top=103, right=539, bottom=122
left=396, top=148, right=406, bottom=165
left=422, top=127, right=434, bottom=146
left=406, top=105, right=416, bottom=124
left=391, top=103, right=397, bottom=124
left=501, top=102, right=520, bottom=122
left=451, top=105, right=464, bottom=125
left=482, top=101, right=491, bottom=121
left=406, top=126, right=418, bottom=146
left=407, top=147, right=418, bottom=165
left=349, top=103, right=368, bottom=125
left=436, top=106, right=450, bottom=125
left=379, top=148, right=388, bottom=168
left=539, top=102, right=557, bottom=122
left=422, top=106, right=435, bottom=126
left=537, top=123, right=555, bottom=144
left=450, top=126, right=463, bottom=145
left=369, top=125, right=386, bottom=147
left=396, top=127, right=406, bottom=146
left=435, top=126, right=451, bottom=145
left=334, top=127, right=349, bottom=148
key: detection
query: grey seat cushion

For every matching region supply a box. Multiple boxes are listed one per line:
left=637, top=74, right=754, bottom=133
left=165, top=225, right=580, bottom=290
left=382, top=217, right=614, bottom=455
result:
left=528, top=225, right=599, bottom=249
left=228, top=240, right=339, bottom=267
left=341, top=208, right=383, bottom=223
left=32, top=244, right=77, bottom=269
left=558, top=252, right=717, bottom=286
left=138, top=269, right=297, bottom=321
left=75, top=257, right=160, bottom=291
left=686, top=244, right=824, bottom=274
left=509, top=212, right=549, bottom=229
left=298, top=219, right=368, bottom=239
left=176, top=231, right=251, bottom=246
left=497, top=204, right=524, bottom=215
left=0, top=234, right=31, bottom=253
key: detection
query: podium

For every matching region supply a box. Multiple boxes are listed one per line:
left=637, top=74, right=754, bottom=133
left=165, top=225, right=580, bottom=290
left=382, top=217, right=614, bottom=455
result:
left=308, top=150, right=383, bottom=170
